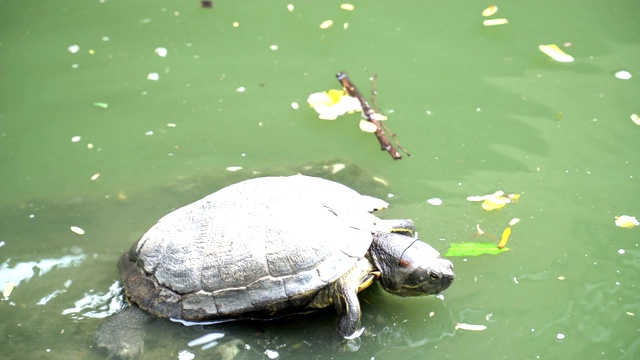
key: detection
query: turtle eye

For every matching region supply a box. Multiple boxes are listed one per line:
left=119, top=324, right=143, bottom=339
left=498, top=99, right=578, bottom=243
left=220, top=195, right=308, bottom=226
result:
left=429, top=273, right=440, bottom=281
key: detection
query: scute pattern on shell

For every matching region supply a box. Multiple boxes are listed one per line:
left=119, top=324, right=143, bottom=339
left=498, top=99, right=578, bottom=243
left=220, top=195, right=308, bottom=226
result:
left=124, top=175, right=382, bottom=319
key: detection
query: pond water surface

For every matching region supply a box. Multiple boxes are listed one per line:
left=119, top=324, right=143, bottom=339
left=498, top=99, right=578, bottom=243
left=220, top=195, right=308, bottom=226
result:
left=1, top=1, right=639, bottom=359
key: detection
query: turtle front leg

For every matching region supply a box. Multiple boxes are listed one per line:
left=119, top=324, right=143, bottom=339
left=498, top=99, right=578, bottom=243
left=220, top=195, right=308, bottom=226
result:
left=95, top=304, right=155, bottom=359
left=333, top=258, right=373, bottom=339
left=334, top=280, right=362, bottom=339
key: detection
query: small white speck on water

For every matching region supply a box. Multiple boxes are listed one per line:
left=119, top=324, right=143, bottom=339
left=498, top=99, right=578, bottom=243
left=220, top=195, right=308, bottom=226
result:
left=556, top=333, right=566, bottom=340
left=154, top=47, right=168, bottom=57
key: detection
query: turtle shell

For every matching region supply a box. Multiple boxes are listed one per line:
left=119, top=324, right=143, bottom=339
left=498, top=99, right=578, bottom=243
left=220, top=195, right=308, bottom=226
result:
left=119, top=175, right=388, bottom=321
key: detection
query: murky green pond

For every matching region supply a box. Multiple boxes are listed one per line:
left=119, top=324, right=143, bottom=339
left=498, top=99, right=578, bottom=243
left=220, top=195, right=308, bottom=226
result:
left=1, top=1, right=639, bottom=359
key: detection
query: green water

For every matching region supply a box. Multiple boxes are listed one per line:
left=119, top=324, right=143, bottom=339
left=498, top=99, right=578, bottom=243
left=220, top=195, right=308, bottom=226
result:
left=1, top=1, right=639, bottom=359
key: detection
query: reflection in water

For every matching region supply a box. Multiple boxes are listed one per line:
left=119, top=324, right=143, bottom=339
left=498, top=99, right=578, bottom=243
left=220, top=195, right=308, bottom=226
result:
left=37, top=279, right=73, bottom=305
left=0, top=247, right=86, bottom=302
left=62, top=280, right=124, bottom=319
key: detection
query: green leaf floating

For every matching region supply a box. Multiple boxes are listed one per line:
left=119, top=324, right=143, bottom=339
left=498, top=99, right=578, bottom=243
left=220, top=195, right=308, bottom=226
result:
left=445, top=242, right=510, bottom=257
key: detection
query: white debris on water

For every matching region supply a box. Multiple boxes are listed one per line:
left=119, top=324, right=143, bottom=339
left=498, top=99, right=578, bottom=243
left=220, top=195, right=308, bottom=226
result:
left=614, top=70, right=632, bottom=80
left=155, top=47, right=168, bottom=57
left=426, top=198, right=443, bottom=206
left=187, top=332, right=225, bottom=347
left=455, top=323, right=487, bottom=331
left=70, top=226, right=85, bottom=235
left=177, top=350, right=195, bottom=360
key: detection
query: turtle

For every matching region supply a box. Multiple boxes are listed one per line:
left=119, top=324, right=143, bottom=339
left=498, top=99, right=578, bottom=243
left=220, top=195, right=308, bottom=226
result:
left=95, top=175, right=454, bottom=358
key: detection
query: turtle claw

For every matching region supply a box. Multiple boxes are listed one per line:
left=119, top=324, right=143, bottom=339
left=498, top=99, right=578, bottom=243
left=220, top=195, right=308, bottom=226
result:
left=343, top=326, right=365, bottom=340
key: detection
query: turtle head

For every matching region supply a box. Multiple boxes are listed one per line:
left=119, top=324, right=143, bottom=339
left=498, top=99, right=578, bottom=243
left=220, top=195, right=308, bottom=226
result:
left=370, top=233, right=454, bottom=297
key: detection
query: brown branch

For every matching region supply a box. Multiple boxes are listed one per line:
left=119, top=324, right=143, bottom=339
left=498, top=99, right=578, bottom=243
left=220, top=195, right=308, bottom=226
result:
left=336, top=72, right=403, bottom=160
left=371, top=74, right=412, bottom=157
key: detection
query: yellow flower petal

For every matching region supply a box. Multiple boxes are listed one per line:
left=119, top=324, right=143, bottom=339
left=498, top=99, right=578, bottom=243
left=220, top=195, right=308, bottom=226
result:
left=359, top=120, right=378, bottom=133
left=615, top=215, right=639, bottom=228
left=481, top=199, right=507, bottom=211
left=320, top=20, right=333, bottom=29
left=370, top=113, right=388, bottom=121
left=307, top=90, right=361, bottom=120
left=482, top=5, right=498, bottom=17
left=498, top=227, right=511, bottom=249
left=340, top=4, right=355, bottom=11
left=470, top=190, right=520, bottom=211
left=483, top=18, right=508, bottom=26
left=327, top=89, right=345, bottom=104
left=539, top=44, right=574, bottom=63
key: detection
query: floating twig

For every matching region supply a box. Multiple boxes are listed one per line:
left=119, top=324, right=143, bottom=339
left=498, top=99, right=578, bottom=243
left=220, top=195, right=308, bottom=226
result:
left=336, top=72, right=406, bottom=160
left=371, top=75, right=412, bottom=157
